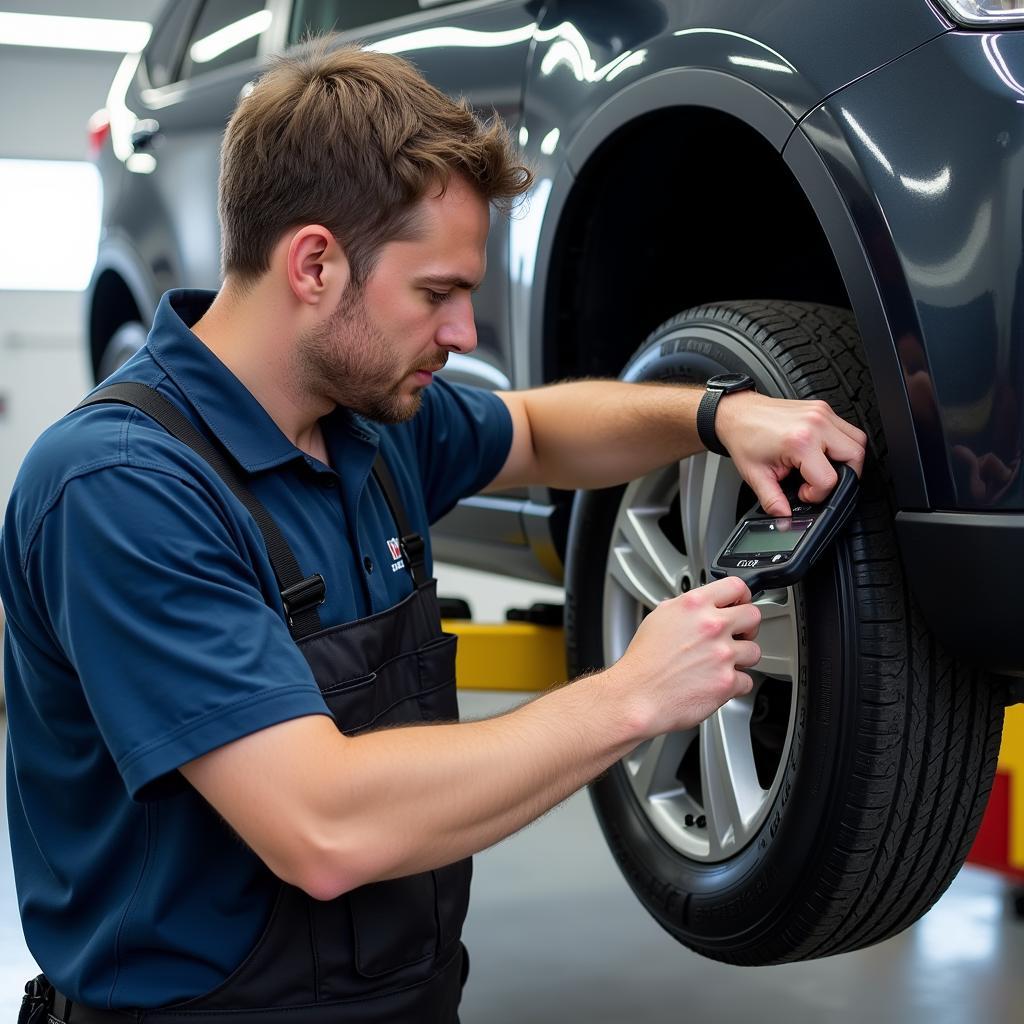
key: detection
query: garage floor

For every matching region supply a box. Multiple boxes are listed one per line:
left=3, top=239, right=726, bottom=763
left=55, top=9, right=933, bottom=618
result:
left=1, top=692, right=1023, bottom=1023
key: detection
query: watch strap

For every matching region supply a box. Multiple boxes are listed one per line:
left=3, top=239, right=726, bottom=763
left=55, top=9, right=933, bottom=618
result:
left=697, top=388, right=730, bottom=456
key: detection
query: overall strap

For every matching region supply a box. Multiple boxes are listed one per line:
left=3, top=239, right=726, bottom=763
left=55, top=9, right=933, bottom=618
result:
left=76, top=382, right=325, bottom=640
left=371, top=453, right=429, bottom=588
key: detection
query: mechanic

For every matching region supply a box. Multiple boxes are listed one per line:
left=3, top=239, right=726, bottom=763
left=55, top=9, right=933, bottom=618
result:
left=1, top=43, right=866, bottom=1024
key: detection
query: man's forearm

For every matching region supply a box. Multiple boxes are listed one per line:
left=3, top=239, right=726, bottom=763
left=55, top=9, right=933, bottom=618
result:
left=513, top=380, right=704, bottom=490
left=186, top=669, right=644, bottom=899
left=307, top=669, right=640, bottom=892
left=493, top=378, right=868, bottom=517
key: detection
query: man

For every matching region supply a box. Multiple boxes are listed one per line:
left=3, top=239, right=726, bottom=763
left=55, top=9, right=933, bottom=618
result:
left=1, top=43, right=866, bottom=1023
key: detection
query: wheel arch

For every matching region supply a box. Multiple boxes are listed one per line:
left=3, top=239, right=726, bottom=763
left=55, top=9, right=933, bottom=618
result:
left=86, top=235, right=159, bottom=383
left=530, top=67, right=927, bottom=508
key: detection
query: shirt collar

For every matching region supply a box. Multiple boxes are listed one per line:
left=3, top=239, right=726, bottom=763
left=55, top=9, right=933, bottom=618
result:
left=147, top=289, right=378, bottom=474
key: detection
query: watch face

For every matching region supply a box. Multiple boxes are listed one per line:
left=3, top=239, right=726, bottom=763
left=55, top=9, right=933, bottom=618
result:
left=707, top=372, right=753, bottom=391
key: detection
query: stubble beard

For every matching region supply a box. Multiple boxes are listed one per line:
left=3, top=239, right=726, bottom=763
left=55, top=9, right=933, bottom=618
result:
left=297, top=287, right=426, bottom=425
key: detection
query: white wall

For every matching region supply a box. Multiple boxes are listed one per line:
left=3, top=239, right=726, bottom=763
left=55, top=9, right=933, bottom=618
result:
left=0, top=291, right=92, bottom=503
left=0, top=4, right=162, bottom=510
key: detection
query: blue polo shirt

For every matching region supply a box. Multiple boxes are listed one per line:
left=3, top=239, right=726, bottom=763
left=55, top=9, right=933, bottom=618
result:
left=0, top=289, right=512, bottom=1008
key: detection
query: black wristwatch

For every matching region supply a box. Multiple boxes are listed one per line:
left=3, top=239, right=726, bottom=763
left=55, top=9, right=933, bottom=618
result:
left=696, top=373, right=756, bottom=456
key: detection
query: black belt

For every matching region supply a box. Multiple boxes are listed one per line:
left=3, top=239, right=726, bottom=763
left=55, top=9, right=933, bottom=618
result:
left=19, top=976, right=136, bottom=1024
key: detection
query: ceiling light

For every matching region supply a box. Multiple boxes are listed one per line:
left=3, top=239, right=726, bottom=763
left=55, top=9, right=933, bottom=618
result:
left=0, top=12, right=150, bottom=53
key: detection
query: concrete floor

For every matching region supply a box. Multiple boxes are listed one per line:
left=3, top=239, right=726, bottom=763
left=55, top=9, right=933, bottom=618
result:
left=457, top=695, right=1024, bottom=1024
left=2, top=566, right=1023, bottom=1022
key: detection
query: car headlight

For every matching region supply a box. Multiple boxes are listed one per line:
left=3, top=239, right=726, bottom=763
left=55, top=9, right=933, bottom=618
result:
left=934, top=0, right=1024, bottom=26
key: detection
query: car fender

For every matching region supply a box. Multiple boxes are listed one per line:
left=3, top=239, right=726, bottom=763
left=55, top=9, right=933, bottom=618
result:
left=86, top=228, right=160, bottom=344
left=514, top=63, right=928, bottom=507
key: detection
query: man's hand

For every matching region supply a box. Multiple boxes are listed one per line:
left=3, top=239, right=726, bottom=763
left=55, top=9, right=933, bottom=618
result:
left=715, top=393, right=867, bottom=516
left=606, top=576, right=761, bottom=740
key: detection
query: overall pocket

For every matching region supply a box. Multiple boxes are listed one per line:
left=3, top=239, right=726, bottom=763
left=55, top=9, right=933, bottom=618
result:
left=348, top=872, right=439, bottom=978
left=320, top=635, right=458, bottom=734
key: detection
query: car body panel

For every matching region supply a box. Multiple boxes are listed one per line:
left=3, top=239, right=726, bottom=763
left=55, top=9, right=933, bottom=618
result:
left=799, top=29, right=1024, bottom=512
left=516, top=0, right=951, bottom=162
left=782, top=119, right=931, bottom=510
left=896, top=509, right=1024, bottom=671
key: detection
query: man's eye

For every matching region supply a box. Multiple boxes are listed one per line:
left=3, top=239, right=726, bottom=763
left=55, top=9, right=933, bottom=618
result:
left=427, top=290, right=451, bottom=305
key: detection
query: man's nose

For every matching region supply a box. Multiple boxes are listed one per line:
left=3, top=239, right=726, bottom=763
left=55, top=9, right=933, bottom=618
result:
left=436, top=296, right=477, bottom=354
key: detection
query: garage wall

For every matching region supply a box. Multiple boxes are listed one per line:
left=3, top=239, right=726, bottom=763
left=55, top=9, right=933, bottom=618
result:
left=0, top=2, right=164, bottom=509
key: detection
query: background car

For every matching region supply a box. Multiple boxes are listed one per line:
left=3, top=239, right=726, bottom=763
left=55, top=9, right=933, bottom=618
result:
left=86, top=0, right=1023, bottom=966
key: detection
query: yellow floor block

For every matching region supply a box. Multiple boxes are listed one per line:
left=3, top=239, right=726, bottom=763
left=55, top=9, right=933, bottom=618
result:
left=444, top=621, right=567, bottom=692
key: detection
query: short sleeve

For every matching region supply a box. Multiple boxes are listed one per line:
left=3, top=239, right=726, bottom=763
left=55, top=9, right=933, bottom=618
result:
left=410, top=378, right=513, bottom=524
left=28, top=465, right=329, bottom=800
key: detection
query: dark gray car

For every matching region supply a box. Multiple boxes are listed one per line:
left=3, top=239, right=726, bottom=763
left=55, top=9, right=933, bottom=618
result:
left=86, top=0, right=1023, bottom=966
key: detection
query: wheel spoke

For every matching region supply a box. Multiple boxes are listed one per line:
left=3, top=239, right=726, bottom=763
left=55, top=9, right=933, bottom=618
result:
left=625, top=729, right=697, bottom=802
left=607, top=503, right=684, bottom=609
left=699, top=698, right=764, bottom=858
left=754, top=592, right=799, bottom=681
left=622, top=506, right=685, bottom=597
left=679, top=453, right=740, bottom=576
left=607, top=546, right=666, bottom=609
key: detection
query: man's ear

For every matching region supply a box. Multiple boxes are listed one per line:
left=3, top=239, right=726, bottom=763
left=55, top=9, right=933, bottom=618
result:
left=285, top=225, right=351, bottom=308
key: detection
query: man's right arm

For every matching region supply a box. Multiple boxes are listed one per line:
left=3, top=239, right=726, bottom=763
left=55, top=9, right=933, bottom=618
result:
left=180, top=576, right=761, bottom=900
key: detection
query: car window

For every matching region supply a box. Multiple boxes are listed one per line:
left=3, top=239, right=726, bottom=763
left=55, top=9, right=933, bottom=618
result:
left=145, top=1, right=198, bottom=88
left=180, top=0, right=271, bottom=80
left=289, top=0, right=459, bottom=43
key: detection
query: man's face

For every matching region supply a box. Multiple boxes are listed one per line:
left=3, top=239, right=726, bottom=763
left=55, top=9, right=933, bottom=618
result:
left=297, top=174, right=489, bottom=423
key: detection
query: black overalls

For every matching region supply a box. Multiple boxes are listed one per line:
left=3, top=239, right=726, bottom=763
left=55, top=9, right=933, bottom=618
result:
left=20, top=383, right=471, bottom=1024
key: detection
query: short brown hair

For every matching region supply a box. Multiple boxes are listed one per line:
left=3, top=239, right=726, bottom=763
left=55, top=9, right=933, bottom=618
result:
left=218, top=40, right=533, bottom=286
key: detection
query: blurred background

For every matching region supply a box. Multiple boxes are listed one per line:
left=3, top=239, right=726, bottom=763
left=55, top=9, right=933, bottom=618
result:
left=0, top=2, right=164, bottom=504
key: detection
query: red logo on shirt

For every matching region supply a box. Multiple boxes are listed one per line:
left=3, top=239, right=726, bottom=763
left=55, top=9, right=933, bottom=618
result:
left=387, top=537, right=402, bottom=561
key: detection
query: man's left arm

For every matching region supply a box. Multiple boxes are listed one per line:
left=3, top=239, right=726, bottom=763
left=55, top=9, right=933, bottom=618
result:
left=489, top=381, right=868, bottom=515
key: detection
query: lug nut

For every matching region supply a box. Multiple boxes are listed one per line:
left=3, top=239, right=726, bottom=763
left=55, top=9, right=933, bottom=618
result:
left=681, top=577, right=691, bottom=593
left=684, top=814, right=695, bottom=827
left=696, top=815, right=707, bottom=829
left=699, top=569, right=707, bottom=586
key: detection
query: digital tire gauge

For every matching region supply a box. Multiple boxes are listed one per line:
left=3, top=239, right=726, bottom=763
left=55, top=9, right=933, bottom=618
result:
left=710, top=463, right=860, bottom=596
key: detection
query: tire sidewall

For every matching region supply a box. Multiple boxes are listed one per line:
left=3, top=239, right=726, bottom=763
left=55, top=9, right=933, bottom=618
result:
left=568, top=312, right=860, bottom=956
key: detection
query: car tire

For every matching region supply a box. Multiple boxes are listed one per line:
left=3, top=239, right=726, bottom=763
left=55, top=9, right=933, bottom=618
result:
left=565, top=300, right=1005, bottom=965
left=97, top=320, right=148, bottom=382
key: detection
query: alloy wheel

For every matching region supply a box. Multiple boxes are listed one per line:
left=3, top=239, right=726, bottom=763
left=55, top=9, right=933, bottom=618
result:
left=602, top=451, right=802, bottom=862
